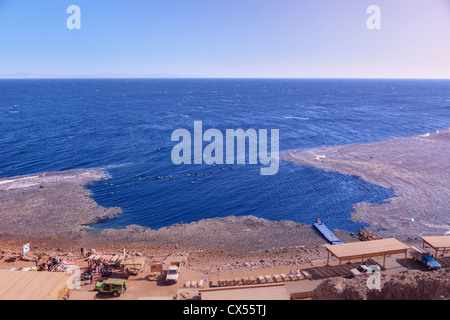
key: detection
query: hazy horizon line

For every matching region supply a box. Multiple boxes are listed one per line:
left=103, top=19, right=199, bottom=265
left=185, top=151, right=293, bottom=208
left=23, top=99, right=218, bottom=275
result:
left=1, top=73, right=450, bottom=80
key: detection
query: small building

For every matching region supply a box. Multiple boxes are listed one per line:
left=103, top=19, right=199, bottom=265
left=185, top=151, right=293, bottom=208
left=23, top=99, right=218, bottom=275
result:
left=120, top=257, right=146, bottom=275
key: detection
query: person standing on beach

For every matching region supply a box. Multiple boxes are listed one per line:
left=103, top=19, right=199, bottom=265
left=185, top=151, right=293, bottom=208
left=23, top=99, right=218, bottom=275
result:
left=80, top=247, right=84, bottom=257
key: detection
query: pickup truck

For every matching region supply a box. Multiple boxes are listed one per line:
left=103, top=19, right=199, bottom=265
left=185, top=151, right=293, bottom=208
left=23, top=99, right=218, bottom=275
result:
left=350, top=265, right=380, bottom=277
left=410, top=246, right=441, bottom=270
left=165, top=262, right=181, bottom=284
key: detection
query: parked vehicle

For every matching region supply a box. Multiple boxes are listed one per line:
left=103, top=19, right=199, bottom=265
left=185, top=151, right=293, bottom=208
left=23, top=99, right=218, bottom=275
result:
left=410, top=246, right=441, bottom=270
left=350, top=265, right=380, bottom=277
left=165, top=261, right=181, bottom=284
left=94, top=279, right=127, bottom=297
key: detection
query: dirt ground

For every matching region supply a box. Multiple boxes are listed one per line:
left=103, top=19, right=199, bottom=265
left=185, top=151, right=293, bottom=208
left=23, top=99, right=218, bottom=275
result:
left=1, top=237, right=448, bottom=300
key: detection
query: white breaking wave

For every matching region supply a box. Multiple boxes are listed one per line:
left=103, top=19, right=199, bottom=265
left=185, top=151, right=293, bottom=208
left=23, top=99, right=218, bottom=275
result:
left=283, top=116, right=309, bottom=120
left=104, top=162, right=136, bottom=170
left=0, top=169, right=109, bottom=191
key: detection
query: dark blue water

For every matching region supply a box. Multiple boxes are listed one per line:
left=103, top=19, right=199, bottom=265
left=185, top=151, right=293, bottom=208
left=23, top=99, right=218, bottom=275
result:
left=1, top=79, right=449, bottom=232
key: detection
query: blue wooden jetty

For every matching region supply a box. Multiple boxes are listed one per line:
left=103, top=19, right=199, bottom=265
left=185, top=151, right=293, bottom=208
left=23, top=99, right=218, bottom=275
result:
left=313, top=219, right=344, bottom=245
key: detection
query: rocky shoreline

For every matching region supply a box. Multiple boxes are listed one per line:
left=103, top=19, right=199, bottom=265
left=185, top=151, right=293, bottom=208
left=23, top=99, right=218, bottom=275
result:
left=281, top=127, right=450, bottom=239
left=0, top=169, right=122, bottom=239
left=1, top=128, right=448, bottom=253
left=0, top=168, right=356, bottom=252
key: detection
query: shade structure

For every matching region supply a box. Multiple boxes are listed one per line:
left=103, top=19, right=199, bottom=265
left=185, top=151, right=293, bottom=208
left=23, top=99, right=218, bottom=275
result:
left=325, top=238, right=410, bottom=268
left=120, top=257, right=145, bottom=268
left=421, top=236, right=450, bottom=258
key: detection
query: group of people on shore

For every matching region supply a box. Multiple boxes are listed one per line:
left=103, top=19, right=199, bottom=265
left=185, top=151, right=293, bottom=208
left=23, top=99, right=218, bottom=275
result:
left=34, top=256, right=61, bottom=271
left=81, top=247, right=128, bottom=284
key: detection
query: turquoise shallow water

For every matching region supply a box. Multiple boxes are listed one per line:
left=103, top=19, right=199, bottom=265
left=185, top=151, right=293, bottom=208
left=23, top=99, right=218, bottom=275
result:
left=1, top=78, right=449, bottom=232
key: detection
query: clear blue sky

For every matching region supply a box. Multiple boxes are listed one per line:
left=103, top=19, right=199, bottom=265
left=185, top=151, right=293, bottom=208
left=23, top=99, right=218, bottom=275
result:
left=0, top=0, right=449, bottom=78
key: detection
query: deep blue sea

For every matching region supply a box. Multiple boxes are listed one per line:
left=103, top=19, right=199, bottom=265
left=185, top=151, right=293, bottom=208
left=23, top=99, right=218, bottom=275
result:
left=1, top=79, right=449, bottom=232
